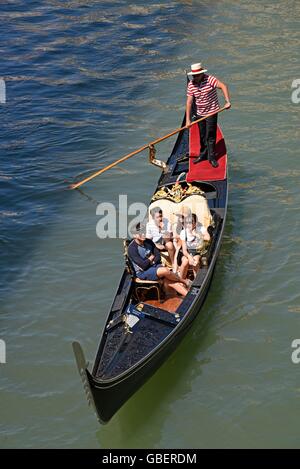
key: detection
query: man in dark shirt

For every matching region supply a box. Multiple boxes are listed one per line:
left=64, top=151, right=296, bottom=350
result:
left=128, top=223, right=189, bottom=297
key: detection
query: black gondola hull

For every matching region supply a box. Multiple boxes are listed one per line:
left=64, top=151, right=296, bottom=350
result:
left=86, top=226, right=224, bottom=423
left=73, top=111, right=229, bottom=424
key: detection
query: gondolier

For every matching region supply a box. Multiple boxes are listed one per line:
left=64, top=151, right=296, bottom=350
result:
left=186, top=62, right=231, bottom=168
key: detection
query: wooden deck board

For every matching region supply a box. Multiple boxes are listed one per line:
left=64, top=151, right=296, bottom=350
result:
left=145, top=296, right=183, bottom=313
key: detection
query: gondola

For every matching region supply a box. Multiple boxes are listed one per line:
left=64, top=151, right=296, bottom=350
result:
left=73, top=107, right=228, bottom=424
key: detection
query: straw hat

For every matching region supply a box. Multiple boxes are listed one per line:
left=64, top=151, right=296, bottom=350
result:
left=187, top=62, right=208, bottom=77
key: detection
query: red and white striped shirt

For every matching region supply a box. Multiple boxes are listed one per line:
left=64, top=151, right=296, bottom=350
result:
left=187, top=74, right=220, bottom=116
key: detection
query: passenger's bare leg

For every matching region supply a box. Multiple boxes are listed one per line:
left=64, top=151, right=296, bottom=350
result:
left=172, top=245, right=181, bottom=273
left=192, top=255, right=200, bottom=278
left=157, top=266, right=190, bottom=287
left=165, top=240, right=175, bottom=264
left=172, top=249, right=178, bottom=273
left=166, top=281, right=188, bottom=297
left=162, top=279, right=173, bottom=297
left=179, top=256, right=189, bottom=279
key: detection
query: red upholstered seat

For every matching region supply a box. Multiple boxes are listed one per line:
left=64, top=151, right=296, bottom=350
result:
left=186, top=123, right=227, bottom=182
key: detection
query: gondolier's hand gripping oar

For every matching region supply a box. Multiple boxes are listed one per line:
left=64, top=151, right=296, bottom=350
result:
left=69, top=106, right=227, bottom=190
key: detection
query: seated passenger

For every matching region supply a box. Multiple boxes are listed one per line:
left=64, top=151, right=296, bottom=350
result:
left=146, top=207, right=175, bottom=264
left=172, top=206, right=192, bottom=244
left=179, top=213, right=210, bottom=279
left=171, top=206, right=191, bottom=274
left=128, top=223, right=190, bottom=297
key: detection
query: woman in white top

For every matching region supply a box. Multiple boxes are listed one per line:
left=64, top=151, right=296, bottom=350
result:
left=179, top=213, right=210, bottom=279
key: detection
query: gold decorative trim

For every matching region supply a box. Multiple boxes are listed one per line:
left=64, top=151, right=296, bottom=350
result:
left=149, top=144, right=167, bottom=171
left=151, top=183, right=205, bottom=203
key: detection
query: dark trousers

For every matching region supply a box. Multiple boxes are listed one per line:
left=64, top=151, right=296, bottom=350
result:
left=197, top=114, right=218, bottom=161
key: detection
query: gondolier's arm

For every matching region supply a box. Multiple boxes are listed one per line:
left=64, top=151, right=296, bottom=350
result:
left=217, top=80, right=231, bottom=108
left=185, top=95, right=193, bottom=127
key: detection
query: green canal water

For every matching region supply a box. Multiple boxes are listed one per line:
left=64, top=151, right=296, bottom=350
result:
left=1, top=0, right=300, bottom=448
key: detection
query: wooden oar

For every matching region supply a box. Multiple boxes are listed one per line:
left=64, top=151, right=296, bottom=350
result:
left=69, top=106, right=227, bottom=190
